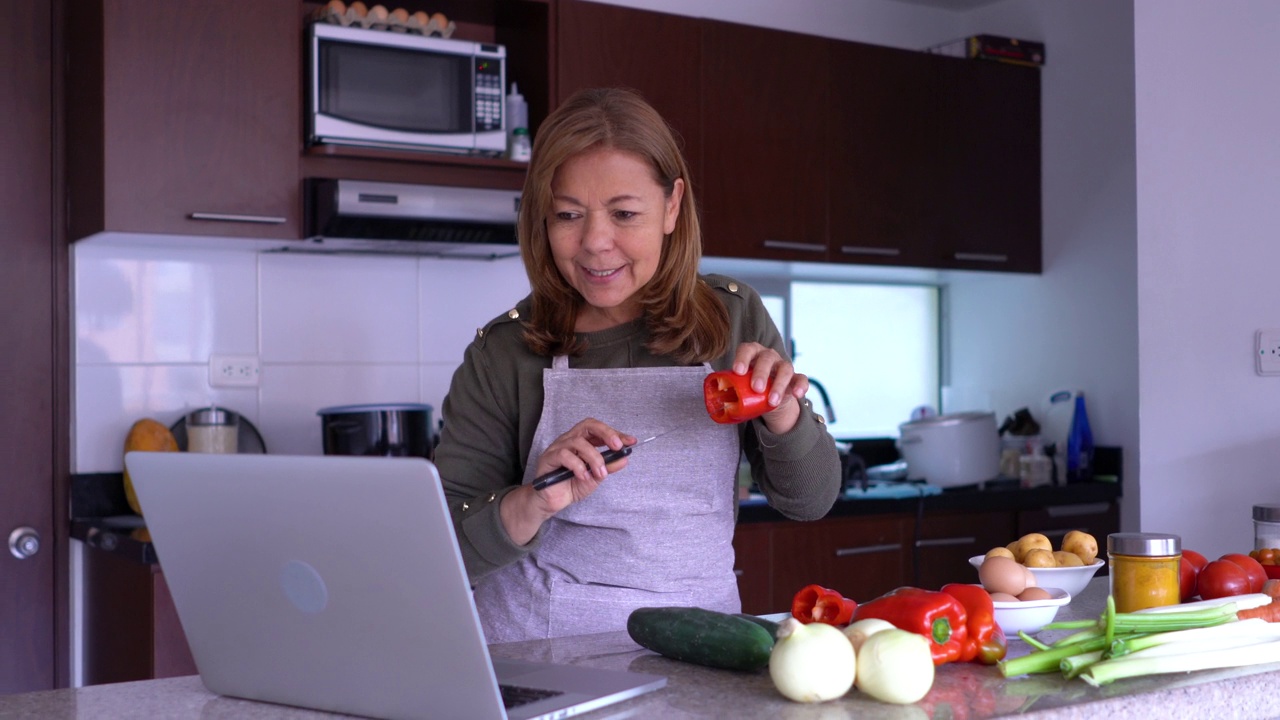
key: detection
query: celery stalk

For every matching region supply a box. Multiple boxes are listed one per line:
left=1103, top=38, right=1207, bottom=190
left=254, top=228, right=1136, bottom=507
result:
left=1081, top=638, right=1280, bottom=686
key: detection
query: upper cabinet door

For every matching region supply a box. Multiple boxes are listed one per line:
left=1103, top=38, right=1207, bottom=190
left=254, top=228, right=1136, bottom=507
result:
left=934, top=58, right=1042, bottom=273
left=828, top=42, right=937, bottom=268
left=556, top=0, right=702, bottom=179
left=67, top=0, right=301, bottom=241
left=699, top=20, right=830, bottom=261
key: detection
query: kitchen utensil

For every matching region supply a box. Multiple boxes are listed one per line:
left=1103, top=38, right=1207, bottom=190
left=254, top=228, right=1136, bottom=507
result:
left=317, top=403, right=434, bottom=459
left=968, top=555, right=1105, bottom=597
left=897, top=411, right=999, bottom=488
left=169, top=413, right=267, bottom=454
left=531, top=424, right=692, bottom=491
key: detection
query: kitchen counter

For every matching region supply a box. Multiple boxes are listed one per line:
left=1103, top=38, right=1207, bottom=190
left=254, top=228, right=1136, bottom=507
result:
left=7, top=577, right=1280, bottom=719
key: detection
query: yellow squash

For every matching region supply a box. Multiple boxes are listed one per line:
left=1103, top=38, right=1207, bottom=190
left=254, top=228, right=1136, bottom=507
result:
left=122, top=418, right=178, bottom=515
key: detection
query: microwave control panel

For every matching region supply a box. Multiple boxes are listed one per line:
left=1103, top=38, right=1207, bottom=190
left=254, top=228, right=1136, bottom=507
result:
left=475, top=51, right=504, bottom=133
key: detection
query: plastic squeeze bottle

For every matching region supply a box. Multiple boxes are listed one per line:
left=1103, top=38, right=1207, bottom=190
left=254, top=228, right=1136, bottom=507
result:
left=506, top=83, right=529, bottom=161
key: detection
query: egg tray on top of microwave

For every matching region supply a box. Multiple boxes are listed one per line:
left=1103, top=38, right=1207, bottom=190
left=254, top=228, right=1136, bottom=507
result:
left=311, top=1, right=456, bottom=38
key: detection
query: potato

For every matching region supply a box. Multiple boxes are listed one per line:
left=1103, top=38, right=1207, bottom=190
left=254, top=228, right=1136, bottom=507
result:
left=1061, top=530, right=1099, bottom=564
left=1053, top=550, right=1085, bottom=567
left=1006, top=540, right=1020, bottom=559
left=1023, top=548, right=1057, bottom=568
left=985, top=546, right=1015, bottom=561
left=1015, top=533, right=1053, bottom=562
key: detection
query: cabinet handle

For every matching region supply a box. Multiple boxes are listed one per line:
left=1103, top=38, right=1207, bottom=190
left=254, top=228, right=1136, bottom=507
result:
left=1045, top=502, right=1111, bottom=518
left=1028, top=528, right=1090, bottom=541
left=954, top=251, right=1009, bottom=263
left=915, top=536, right=976, bottom=548
left=734, top=568, right=744, bottom=577
left=840, top=245, right=901, bottom=257
left=763, top=240, right=826, bottom=253
left=189, top=212, right=288, bottom=225
left=834, top=542, right=902, bottom=557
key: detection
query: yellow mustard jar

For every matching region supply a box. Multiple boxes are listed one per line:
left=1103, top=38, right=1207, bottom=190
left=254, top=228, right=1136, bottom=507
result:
left=1107, top=532, right=1181, bottom=613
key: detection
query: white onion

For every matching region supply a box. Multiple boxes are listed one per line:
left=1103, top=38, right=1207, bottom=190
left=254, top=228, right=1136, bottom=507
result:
left=854, top=628, right=935, bottom=704
left=769, top=618, right=856, bottom=703
left=842, top=618, right=896, bottom=654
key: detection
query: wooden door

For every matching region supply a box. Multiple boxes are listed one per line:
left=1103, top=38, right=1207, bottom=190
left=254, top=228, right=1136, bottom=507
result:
left=827, top=41, right=937, bottom=268
left=1, top=0, right=65, bottom=692
left=934, top=58, right=1042, bottom=273
left=556, top=0, right=703, bottom=183
left=699, top=20, right=830, bottom=261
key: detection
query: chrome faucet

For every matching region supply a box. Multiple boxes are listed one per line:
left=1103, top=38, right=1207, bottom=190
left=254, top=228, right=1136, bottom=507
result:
left=806, top=378, right=836, bottom=424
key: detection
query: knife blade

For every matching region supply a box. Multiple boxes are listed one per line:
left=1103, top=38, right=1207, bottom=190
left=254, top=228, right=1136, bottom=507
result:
left=529, top=423, right=695, bottom=491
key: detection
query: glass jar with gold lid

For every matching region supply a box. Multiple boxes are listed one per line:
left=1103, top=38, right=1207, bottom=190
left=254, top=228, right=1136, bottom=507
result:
left=1107, top=532, right=1181, bottom=613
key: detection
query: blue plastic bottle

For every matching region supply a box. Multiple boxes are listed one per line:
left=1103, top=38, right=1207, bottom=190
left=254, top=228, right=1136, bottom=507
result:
left=1066, top=394, right=1094, bottom=483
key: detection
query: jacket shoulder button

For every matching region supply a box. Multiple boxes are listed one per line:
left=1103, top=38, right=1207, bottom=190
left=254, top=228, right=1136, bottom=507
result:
left=507, top=308, right=520, bottom=319
left=727, top=282, right=739, bottom=293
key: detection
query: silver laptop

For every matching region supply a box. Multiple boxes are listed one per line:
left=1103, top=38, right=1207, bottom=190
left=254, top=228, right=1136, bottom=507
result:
left=124, top=451, right=666, bottom=720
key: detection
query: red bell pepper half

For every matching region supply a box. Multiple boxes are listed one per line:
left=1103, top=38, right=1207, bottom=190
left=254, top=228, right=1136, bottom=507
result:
left=851, top=587, right=969, bottom=665
left=703, top=370, right=773, bottom=424
left=940, top=583, right=1008, bottom=665
left=791, top=584, right=857, bottom=625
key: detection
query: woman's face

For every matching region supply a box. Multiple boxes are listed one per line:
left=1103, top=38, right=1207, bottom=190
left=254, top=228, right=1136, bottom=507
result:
left=547, top=147, right=683, bottom=332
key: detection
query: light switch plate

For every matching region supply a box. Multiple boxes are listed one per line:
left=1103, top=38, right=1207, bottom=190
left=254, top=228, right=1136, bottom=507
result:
left=1256, top=329, right=1280, bottom=376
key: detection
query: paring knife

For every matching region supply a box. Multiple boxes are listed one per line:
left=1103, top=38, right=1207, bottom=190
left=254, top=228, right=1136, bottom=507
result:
left=530, top=424, right=694, bottom=491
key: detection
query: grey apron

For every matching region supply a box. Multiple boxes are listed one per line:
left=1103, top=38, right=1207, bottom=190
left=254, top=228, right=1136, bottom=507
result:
left=473, top=356, right=742, bottom=643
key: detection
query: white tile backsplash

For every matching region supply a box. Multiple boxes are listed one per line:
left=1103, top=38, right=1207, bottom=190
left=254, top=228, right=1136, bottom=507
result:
left=260, top=253, right=420, bottom=363
left=73, top=240, right=527, bottom=472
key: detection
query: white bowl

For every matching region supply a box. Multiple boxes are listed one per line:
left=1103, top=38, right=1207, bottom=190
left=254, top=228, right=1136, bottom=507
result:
left=992, top=587, right=1071, bottom=635
left=968, top=555, right=1105, bottom=597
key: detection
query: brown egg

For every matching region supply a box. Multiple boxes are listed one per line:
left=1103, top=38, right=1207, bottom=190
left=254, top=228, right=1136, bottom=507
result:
left=978, top=555, right=1028, bottom=596
left=1023, top=565, right=1038, bottom=588
left=1018, top=587, right=1052, bottom=602
left=988, top=592, right=1020, bottom=603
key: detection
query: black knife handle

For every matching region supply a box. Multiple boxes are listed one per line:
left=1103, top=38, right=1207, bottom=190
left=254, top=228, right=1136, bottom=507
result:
left=531, top=446, right=633, bottom=491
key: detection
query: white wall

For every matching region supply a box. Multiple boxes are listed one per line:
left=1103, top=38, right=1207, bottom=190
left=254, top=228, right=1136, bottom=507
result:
left=1134, top=0, right=1280, bottom=559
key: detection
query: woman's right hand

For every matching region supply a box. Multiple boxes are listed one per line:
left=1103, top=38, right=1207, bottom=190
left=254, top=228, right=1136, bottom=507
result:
left=500, top=418, right=634, bottom=545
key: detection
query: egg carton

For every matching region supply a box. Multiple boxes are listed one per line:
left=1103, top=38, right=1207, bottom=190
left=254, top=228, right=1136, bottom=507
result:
left=311, top=2, right=456, bottom=38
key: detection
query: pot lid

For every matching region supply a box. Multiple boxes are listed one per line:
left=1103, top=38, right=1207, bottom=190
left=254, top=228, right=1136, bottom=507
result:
left=899, top=411, right=995, bottom=430
left=317, top=403, right=433, bottom=415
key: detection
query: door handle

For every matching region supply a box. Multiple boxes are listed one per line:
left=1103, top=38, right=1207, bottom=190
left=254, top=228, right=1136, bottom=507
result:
left=954, top=252, right=1009, bottom=263
left=840, top=245, right=901, bottom=257
left=834, top=542, right=902, bottom=557
left=915, top=536, right=977, bottom=548
left=189, top=212, right=288, bottom=224
left=9, top=527, right=40, bottom=559
left=763, top=240, right=826, bottom=253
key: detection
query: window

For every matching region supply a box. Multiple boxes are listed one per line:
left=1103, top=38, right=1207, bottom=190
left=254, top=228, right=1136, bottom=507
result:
left=784, top=282, right=940, bottom=439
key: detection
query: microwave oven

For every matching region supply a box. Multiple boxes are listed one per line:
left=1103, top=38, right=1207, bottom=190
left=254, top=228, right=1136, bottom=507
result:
left=308, top=23, right=507, bottom=156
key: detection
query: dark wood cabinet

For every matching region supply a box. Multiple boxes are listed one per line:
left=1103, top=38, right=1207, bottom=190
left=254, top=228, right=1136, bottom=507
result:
left=732, top=522, right=773, bottom=615
left=934, top=57, right=1042, bottom=272
left=1017, top=501, right=1119, bottom=549
left=768, top=514, right=911, bottom=612
left=699, top=20, right=831, bottom=261
left=914, top=509, right=1017, bottom=590
left=66, top=0, right=302, bottom=241
left=555, top=0, right=702, bottom=180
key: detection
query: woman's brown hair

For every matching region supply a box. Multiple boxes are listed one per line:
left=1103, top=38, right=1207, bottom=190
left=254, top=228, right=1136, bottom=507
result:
left=517, top=87, right=729, bottom=363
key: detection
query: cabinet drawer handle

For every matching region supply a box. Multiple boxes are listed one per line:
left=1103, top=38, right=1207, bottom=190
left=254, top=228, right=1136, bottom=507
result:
left=915, top=536, right=977, bottom=548
left=834, top=542, right=902, bottom=557
left=189, top=212, right=288, bottom=225
left=954, top=252, right=1009, bottom=263
left=763, top=240, right=826, bottom=253
left=841, top=245, right=901, bottom=257
left=734, top=568, right=744, bottom=577
left=1027, top=528, right=1088, bottom=541
left=1045, top=502, right=1111, bottom=517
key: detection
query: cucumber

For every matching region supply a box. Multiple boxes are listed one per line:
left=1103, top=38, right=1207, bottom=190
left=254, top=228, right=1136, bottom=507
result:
left=733, top=613, right=781, bottom=639
left=626, top=607, right=774, bottom=672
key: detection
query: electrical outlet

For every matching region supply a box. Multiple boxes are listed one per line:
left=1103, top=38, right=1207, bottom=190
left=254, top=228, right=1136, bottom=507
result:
left=209, top=355, right=260, bottom=387
left=1256, top=330, right=1280, bottom=376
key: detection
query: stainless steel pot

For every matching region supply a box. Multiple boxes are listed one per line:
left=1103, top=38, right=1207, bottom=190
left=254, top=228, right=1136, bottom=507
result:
left=317, top=403, right=434, bottom=460
left=898, top=411, right=999, bottom=487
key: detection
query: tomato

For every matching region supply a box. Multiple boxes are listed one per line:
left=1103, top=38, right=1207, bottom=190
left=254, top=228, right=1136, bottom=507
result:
left=1179, top=556, right=1200, bottom=601
left=1182, top=549, right=1208, bottom=573
left=1260, top=548, right=1277, bottom=566
left=1197, top=559, right=1251, bottom=599
left=1220, top=553, right=1268, bottom=593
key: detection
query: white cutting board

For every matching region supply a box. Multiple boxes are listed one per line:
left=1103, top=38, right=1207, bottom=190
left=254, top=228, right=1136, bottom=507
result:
left=1042, top=389, right=1081, bottom=480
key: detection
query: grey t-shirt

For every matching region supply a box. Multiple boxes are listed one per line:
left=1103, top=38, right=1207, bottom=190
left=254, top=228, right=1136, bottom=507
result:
left=434, top=274, right=842, bottom=582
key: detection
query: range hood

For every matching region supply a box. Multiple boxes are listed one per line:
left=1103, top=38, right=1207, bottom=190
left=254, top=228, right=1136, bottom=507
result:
left=295, top=179, right=522, bottom=259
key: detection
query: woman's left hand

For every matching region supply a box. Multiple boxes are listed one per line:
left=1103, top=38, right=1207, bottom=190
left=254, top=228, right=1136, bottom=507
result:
left=729, top=342, right=807, bottom=434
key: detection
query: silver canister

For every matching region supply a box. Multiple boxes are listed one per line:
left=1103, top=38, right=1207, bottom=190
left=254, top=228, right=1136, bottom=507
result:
left=186, top=407, right=239, bottom=454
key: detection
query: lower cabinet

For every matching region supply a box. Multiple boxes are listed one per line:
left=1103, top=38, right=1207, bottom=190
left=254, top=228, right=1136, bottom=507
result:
left=914, top=510, right=1017, bottom=590
left=82, top=550, right=195, bottom=685
left=766, top=515, right=912, bottom=614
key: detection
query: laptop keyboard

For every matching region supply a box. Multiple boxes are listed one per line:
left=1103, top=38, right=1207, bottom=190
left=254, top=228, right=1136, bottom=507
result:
left=500, top=684, right=564, bottom=709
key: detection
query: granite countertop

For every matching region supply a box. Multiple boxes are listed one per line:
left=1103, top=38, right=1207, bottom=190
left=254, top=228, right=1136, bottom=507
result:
left=6, top=578, right=1280, bottom=719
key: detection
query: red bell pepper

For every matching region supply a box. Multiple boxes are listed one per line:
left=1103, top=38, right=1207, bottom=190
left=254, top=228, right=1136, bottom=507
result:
left=941, top=583, right=1008, bottom=665
left=703, top=370, right=772, bottom=424
left=850, top=587, right=968, bottom=665
left=791, top=584, right=857, bottom=625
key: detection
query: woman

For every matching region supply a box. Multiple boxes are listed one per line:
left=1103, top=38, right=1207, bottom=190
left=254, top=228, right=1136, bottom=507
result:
left=434, top=87, right=841, bottom=642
